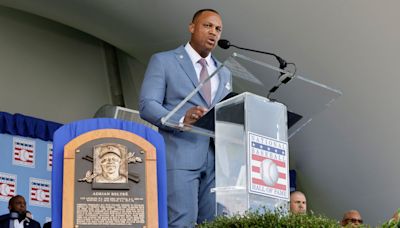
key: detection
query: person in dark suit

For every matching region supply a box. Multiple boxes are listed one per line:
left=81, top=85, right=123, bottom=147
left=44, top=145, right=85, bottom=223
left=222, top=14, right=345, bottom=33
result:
left=0, top=195, right=41, bottom=228
left=43, top=221, right=51, bottom=228
left=139, top=8, right=231, bottom=227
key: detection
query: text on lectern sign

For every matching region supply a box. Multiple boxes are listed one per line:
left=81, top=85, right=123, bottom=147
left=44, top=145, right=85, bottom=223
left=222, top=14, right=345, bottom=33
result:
left=248, top=132, right=289, bottom=200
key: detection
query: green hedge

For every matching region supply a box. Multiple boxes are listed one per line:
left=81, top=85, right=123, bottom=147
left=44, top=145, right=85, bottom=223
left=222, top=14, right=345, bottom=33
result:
left=382, top=208, right=400, bottom=228
left=198, top=209, right=400, bottom=228
left=199, top=211, right=339, bottom=228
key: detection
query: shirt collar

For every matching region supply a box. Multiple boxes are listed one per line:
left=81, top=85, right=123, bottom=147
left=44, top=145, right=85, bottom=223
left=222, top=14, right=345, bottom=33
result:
left=185, top=42, right=212, bottom=66
left=13, top=217, right=30, bottom=226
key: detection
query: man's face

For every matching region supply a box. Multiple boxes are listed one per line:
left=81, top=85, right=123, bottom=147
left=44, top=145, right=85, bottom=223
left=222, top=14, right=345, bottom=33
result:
left=100, top=153, right=121, bottom=175
left=290, top=192, right=307, bottom=214
left=9, top=196, right=26, bottom=214
left=342, top=211, right=363, bottom=227
left=189, top=11, right=222, bottom=58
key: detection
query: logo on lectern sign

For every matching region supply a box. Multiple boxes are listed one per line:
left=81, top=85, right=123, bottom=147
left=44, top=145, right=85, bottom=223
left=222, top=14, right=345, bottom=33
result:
left=248, top=132, right=289, bottom=200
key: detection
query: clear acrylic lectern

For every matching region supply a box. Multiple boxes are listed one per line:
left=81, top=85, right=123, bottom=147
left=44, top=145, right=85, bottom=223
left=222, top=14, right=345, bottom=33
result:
left=160, top=52, right=342, bottom=216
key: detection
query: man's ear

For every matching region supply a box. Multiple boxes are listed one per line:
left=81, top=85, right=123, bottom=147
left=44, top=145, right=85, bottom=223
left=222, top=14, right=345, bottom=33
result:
left=189, top=23, right=194, bottom=34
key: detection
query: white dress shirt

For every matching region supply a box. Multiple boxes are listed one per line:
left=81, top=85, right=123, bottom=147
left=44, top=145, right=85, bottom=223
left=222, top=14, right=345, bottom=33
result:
left=185, top=42, right=220, bottom=103
left=13, top=218, right=28, bottom=228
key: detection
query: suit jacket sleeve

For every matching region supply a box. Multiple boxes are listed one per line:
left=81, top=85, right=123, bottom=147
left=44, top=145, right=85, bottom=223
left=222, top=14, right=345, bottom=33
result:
left=139, top=54, right=181, bottom=132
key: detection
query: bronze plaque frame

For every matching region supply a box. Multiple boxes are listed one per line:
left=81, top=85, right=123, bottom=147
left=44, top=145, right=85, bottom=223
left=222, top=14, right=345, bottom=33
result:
left=62, top=129, right=158, bottom=227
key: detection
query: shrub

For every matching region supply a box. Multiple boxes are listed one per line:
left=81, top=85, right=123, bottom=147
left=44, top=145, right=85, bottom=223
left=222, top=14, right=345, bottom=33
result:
left=199, top=210, right=340, bottom=228
left=382, top=208, right=400, bottom=228
left=199, top=208, right=400, bottom=227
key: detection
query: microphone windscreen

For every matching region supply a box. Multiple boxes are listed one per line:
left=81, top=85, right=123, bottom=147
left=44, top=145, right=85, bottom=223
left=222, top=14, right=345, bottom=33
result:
left=218, top=39, right=231, bottom=49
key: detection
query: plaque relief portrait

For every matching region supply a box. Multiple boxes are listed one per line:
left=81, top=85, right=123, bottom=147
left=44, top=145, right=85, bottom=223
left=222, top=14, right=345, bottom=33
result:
left=93, top=144, right=128, bottom=184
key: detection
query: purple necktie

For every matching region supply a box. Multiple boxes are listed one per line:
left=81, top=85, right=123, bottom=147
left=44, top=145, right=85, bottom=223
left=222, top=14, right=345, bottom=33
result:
left=198, top=58, right=211, bottom=106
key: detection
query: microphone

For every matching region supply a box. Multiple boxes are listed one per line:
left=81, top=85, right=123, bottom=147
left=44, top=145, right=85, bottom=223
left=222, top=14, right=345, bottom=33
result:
left=217, top=39, right=231, bottom=49
left=217, top=39, right=287, bottom=69
left=218, top=39, right=296, bottom=98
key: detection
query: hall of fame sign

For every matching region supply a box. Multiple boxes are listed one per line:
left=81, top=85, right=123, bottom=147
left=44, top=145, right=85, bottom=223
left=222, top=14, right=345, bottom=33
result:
left=248, top=132, right=289, bottom=200
left=29, top=177, right=51, bottom=208
left=12, top=137, right=35, bottom=168
left=0, top=172, right=17, bottom=201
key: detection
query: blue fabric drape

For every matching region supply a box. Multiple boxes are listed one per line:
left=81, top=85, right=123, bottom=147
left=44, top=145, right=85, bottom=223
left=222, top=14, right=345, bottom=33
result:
left=51, top=118, right=167, bottom=228
left=290, top=170, right=296, bottom=192
left=0, top=112, right=62, bottom=141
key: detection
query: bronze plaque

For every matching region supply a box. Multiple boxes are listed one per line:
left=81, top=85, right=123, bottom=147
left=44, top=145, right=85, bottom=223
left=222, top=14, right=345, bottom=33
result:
left=62, top=129, right=158, bottom=228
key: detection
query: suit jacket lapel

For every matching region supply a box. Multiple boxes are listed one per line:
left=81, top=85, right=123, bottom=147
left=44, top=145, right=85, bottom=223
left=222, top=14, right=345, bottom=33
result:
left=174, top=46, right=231, bottom=107
left=212, top=58, right=231, bottom=106
left=174, top=46, right=210, bottom=106
left=174, top=46, right=199, bottom=89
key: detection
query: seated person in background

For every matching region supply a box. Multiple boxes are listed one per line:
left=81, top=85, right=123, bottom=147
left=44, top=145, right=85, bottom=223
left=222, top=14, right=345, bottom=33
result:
left=43, top=221, right=51, bottom=228
left=0, top=195, right=41, bottom=228
left=290, top=191, right=307, bottom=214
left=341, top=210, right=363, bottom=227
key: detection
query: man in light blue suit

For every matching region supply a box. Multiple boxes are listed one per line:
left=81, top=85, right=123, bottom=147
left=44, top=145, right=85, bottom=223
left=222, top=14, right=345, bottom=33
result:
left=139, top=9, right=231, bottom=227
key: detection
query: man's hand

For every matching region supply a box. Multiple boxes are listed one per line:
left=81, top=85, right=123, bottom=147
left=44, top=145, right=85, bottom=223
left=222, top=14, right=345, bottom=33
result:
left=183, top=106, right=208, bottom=125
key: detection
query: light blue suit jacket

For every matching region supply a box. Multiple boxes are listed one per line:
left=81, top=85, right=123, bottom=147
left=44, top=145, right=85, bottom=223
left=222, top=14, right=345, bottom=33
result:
left=139, top=45, right=232, bottom=170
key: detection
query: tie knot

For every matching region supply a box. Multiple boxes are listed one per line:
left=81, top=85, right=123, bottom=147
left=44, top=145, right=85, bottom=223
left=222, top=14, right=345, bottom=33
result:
left=198, top=58, right=207, bottom=67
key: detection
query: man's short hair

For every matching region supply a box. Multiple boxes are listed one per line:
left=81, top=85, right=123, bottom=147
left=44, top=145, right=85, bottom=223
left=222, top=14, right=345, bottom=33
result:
left=290, top=191, right=305, bottom=197
left=8, top=195, right=24, bottom=207
left=192, top=9, right=220, bottom=23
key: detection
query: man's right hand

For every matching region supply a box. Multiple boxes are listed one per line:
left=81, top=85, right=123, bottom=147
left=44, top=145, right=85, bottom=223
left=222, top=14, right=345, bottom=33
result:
left=183, top=106, right=208, bottom=125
